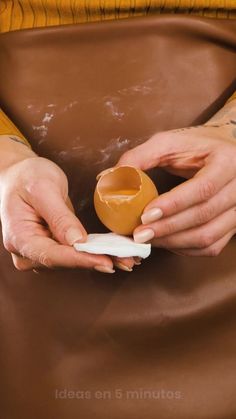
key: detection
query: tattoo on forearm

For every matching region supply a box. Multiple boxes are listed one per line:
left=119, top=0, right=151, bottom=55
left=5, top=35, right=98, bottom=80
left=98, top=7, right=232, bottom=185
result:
left=159, top=100, right=236, bottom=140
left=173, top=121, right=231, bottom=134
left=172, top=109, right=236, bottom=140
left=9, top=136, right=27, bottom=147
left=204, top=102, right=236, bottom=140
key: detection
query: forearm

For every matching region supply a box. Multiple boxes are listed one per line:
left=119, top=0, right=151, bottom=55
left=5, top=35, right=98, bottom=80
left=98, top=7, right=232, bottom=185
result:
left=0, top=134, right=36, bottom=175
left=204, top=98, right=236, bottom=142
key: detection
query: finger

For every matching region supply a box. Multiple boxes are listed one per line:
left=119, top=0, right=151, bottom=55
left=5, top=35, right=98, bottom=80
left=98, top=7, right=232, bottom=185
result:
left=117, top=137, right=160, bottom=170
left=133, top=257, right=142, bottom=265
left=151, top=208, right=236, bottom=249
left=15, top=233, right=114, bottom=270
left=28, top=182, right=87, bottom=245
left=142, top=156, right=235, bottom=219
left=11, top=253, right=42, bottom=271
left=1, top=195, right=52, bottom=254
left=138, top=178, right=236, bottom=238
left=113, top=256, right=135, bottom=272
left=117, top=130, right=214, bottom=171
left=170, top=231, right=235, bottom=257
left=66, top=196, right=75, bottom=213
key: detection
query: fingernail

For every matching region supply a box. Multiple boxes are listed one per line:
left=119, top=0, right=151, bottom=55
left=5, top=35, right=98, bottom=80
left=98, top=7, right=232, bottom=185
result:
left=141, top=208, right=163, bottom=225
left=94, top=265, right=115, bottom=274
left=134, top=257, right=142, bottom=265
left=66, top=227, right=83, bottom=245
left=115, top=262, right=133, bottom=272
left=96, top=167, right=113, bottom=181
left=134, top=229, right=155, bottom=243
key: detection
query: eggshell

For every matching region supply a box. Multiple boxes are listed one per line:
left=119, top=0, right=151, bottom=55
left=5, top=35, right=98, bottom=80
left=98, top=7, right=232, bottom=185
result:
left=74, top=233, right=151, bottom=258
left=94, top=166, right=158, bottom=235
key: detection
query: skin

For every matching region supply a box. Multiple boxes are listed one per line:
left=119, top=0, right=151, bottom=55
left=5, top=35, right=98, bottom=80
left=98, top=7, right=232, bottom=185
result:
left=0, top=136, right=135, bottom=273
left=117, top=98, right=236, bottom=257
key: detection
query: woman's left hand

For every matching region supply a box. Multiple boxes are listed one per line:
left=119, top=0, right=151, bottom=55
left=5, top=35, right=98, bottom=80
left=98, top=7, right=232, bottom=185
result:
left=117, top=102, right=236, bottom=256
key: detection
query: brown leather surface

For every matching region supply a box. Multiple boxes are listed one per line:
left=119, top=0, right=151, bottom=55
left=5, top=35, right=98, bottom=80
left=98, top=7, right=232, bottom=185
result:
left=0, top=15, right=236, bottom=419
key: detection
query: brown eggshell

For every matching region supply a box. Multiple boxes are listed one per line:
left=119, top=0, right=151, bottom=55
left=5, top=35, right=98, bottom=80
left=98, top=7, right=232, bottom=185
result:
left=94, top=166, right=158, bottom=235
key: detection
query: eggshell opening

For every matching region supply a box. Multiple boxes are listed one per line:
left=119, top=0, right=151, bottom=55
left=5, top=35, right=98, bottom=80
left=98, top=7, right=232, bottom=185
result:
left=96, top=166, right=142, bottom=204
left=94, top=166, right=158, bottom=235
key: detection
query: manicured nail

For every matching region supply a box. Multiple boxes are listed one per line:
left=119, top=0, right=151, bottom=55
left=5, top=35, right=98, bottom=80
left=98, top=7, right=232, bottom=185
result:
left=66, top=228, right=83, bottom=245
left=134, top=229, right=155, bottom=243
left=141, top=208, right=163, bottom=225
left=134, top=257, right=142, bottom=265
left=115, top=262, right=133, bottom=272
left=94, top=265, right=115, bottom=274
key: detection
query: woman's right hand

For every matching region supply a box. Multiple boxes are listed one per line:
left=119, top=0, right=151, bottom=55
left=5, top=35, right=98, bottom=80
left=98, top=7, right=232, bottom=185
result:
left=0, top=154, right=117, bottom=273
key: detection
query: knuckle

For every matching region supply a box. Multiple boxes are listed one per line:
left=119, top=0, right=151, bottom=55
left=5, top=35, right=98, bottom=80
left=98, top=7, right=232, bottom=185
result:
left=206, top=245, right=222, bottom=257
left=169, top=198, right=180, bottom=214
left=158, top=237, right=171, bottom=248
left=50, top=213, right=70, bottom=233
left=196, top=203, right=214, bottom=225
left=3, top=237, right=15, bottom=253
left=198, top=231, right=215, bottom=248
left=17, top=242, right=36, bottom=260
left=163, top=219, right=176, bottom=236
left=25, top=179, right=42, bottom=197
left=13, top=258, right=30, bottom=272
left=2, top=227, right=19, bottom=253
left=198, top=180, right=216, bottom=201
left=171, top=198, right=180, bottom=212
left=19, top=242, right=55, bottom=269
left=37, top=251, right=54, bottom=268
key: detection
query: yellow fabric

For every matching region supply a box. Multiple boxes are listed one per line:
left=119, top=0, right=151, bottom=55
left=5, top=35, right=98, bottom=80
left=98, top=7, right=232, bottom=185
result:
left=0, top=0, right=236, bottom=32
left=227, top=91, right=236, bottom=103
left=0, top=109, right=31, bottom=147
left=0, top=0, right=235, bottom=144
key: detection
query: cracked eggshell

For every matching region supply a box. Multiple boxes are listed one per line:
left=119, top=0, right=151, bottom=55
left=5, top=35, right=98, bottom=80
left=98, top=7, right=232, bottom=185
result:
left=94, top=166, right=158, bottom=235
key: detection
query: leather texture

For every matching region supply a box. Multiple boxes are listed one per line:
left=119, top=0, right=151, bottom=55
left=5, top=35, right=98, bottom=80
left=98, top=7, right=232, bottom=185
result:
left=0, top=15, right=236, bottom=419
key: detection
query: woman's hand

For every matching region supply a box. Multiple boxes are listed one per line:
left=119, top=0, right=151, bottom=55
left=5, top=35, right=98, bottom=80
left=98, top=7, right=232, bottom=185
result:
left=0, top=144, right=135, bottom=272
left=117, top=100, right=236, bottom=256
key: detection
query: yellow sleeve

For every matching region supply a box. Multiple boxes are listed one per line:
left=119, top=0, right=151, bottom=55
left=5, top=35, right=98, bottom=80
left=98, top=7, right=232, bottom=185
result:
left=0, top=108, right=31, bottom=148
left=226, top=91, right=236, bottom=104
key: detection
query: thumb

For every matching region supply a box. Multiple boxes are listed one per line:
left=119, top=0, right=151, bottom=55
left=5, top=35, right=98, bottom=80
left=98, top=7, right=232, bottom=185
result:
left=30, top=185, right=87, bottom=246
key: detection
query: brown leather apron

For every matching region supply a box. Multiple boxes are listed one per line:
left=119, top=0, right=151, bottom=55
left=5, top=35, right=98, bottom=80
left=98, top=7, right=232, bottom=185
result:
left=0, top=15, right=236, bottom=419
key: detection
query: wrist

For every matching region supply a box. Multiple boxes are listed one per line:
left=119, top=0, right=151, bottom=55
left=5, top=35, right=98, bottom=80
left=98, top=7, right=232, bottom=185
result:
left=203, top=100, right=236, bottom=143
left=205, top=99, right=235, bottom=127
left=0, top=134, right=37, bottom=177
